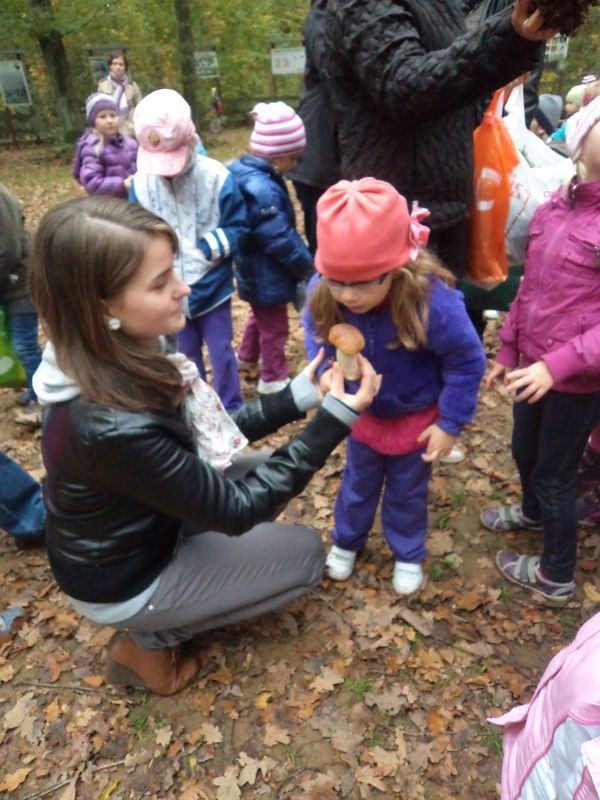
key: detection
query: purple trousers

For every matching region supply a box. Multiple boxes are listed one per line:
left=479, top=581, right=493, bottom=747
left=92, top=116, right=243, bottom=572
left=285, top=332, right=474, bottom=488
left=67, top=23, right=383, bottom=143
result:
left=237, top=303, right=289, bottom=382
left=177, top=300, right=243, bottom=412
left=333, top=436, right=432, bottom=563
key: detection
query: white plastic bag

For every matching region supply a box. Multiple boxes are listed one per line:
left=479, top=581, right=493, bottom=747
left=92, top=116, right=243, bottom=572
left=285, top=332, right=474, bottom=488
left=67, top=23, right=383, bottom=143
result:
left=503, top=86, right=574, bottom=264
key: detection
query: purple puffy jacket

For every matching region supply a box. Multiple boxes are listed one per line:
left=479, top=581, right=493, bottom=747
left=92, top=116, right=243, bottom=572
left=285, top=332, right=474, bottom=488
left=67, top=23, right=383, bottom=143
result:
left=72, top=130, right=138, bottom=198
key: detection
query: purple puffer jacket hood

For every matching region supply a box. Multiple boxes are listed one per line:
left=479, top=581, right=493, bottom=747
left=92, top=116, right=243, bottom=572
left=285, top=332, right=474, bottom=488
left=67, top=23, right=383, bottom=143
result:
left=72, top=130, right=138, bottom=198
left=497, top=181, right=600, bottom=393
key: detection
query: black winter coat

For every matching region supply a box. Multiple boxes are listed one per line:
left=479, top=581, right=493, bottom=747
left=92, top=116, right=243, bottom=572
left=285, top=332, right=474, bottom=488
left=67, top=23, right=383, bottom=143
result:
left=320, top=0, right=542, bottom=230
left=43, top=386, right=349, bottom=603
left=288, top=0, right=341, bottom=191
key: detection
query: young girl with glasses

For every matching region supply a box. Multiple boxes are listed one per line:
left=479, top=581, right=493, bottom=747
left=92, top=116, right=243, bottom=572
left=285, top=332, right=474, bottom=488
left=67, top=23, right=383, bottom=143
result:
left=302, top=178, right=486, bottom=594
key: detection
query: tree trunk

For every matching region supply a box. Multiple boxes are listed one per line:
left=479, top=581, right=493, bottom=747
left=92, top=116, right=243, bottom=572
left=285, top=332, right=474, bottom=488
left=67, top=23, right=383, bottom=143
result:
left=172, top=0, right=201, bottom=127
left=29, top=0, right=81, bottom=142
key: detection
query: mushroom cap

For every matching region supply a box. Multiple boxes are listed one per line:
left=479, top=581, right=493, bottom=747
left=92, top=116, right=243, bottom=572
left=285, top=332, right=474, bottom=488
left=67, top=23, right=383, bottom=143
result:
left=328, top=323, right=365, bottom=356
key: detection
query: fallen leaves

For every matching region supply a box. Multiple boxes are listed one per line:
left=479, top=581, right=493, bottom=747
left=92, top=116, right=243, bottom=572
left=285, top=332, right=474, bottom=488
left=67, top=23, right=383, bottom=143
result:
left=0, top=148, right=598, bottom=800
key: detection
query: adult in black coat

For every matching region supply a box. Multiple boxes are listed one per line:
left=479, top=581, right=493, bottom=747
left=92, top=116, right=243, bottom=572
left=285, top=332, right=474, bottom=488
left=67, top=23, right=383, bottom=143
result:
left=289, top=0, right=340, bottom=254
left=319, top=0, right=556, bottom=279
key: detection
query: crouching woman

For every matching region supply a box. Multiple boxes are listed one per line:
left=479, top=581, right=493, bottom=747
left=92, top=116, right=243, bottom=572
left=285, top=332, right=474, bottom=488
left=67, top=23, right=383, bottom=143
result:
left=30, top=197, right=380, bottom=695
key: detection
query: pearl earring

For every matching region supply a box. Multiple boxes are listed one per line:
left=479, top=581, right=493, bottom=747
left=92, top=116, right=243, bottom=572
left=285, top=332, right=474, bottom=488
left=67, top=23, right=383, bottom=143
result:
left=107, top=317, right=121, bottom=331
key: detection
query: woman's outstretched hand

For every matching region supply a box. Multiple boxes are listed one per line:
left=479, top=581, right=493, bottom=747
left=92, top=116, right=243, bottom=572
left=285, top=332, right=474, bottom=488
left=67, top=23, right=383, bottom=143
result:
left=512, top=0, right=559, bottom=41
left=301, top=347, right=326, bottom=400
left=328, top=354, right=381, bottom=412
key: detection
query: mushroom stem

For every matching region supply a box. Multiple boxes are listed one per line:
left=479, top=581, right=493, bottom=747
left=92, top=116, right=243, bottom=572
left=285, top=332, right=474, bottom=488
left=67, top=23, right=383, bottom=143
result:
left=336, top=349, right=361, bottom=380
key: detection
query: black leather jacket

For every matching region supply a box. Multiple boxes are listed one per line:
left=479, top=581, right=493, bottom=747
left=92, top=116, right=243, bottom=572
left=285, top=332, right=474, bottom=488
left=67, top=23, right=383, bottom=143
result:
left=42, top=387, right=349, bottom=603
left=320, top=0, right=542, bottom=230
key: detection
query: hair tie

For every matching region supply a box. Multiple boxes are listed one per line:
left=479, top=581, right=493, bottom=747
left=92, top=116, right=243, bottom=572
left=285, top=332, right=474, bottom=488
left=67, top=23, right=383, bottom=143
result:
left=407, top=202, right=431, bottom=262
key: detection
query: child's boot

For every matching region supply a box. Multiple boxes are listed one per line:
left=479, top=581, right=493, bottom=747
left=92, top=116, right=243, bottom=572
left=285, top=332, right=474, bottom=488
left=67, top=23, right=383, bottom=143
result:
left=393, top=561, right=424, bottom=595
left=325, top=545, right=357, bottom=581
left=577, top=444, right=600, bottom=492
left=577, top=486, right=600, bottom=527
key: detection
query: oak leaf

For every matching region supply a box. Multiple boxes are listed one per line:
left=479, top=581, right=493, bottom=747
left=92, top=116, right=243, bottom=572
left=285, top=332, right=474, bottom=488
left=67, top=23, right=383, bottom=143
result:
left=309, top=666, right=344, bottom=693
left=213, top=766, right=241, bottom=800
left=263, top=722, right=291, bottom=745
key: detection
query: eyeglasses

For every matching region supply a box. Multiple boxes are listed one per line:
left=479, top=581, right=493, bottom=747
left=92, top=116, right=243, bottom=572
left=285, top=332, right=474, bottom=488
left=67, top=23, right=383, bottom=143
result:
left=323, top=273, right=389, bottom=291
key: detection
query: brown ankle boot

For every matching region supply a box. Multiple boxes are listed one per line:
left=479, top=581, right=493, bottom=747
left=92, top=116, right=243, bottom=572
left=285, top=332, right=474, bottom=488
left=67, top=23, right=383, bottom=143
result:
left=106, top=633, right=199, bottom=695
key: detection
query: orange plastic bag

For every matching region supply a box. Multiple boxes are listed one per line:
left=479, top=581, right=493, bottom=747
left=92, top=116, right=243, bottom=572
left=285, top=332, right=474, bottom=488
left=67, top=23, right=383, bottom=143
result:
left=468, top=90, right=520, bottom=289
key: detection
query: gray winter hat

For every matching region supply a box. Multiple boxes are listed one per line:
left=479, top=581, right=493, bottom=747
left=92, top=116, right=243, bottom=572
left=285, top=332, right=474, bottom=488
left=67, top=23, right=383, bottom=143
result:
left=534, top=94, right=563, bottom=135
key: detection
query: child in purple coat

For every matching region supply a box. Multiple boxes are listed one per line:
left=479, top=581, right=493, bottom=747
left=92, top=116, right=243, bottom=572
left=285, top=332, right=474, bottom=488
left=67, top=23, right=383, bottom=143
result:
left=72, top=93, right=138, bottom=198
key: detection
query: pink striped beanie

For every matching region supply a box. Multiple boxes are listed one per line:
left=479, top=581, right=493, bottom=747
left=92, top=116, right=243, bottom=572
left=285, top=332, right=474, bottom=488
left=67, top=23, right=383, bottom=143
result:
left=249, top=102, right=306, bottom=158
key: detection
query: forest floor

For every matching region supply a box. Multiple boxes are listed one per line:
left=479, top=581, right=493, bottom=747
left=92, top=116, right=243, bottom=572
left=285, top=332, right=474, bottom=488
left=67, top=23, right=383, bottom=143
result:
left=1, top=136, right=600, bottom=800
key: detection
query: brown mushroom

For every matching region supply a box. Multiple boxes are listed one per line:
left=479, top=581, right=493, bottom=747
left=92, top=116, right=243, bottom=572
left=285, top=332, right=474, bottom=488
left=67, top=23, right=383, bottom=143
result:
left=328, top=323, right=365, bottom=380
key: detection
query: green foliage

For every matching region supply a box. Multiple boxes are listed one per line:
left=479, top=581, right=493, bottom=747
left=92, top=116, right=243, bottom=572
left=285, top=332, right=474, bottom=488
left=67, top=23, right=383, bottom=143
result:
left=345, top=677, right=374, bottom=699
left=0, top=0, right=309, bottom=135
left=541, top=10, right=600, bottom=94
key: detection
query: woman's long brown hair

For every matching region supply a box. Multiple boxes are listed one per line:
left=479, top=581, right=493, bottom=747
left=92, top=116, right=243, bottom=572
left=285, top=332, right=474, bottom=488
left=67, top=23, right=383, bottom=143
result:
left=30, top=196, right=184, bottom=414
left=309, top=249, right=455, bottom=351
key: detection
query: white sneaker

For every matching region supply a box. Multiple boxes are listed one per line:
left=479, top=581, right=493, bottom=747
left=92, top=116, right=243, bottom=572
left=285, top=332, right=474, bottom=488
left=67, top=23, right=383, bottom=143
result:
left=483, top=309, right=500, bottom=320
left=257, top=377, right=291, bottom=395
left=439, top=445, right=465, bottom=464
left=393, top=561, right=424, bottom=595
left=325, top=545, right=357, bottom=581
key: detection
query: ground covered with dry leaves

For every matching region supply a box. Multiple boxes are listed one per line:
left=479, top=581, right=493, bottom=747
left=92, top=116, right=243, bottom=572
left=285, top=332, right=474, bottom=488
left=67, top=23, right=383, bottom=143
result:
left=1, top=142, right=600, bottom=800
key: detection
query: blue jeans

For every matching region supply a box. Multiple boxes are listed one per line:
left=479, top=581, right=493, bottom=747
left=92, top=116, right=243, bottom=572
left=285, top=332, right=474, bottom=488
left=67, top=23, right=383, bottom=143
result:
left=177, top=300, right=243, bottom=412
left=512, top=390, right=600, bottom=583
left=7, top=305, right=42, bottom=401
left=0, top=451, right=45, bottom=540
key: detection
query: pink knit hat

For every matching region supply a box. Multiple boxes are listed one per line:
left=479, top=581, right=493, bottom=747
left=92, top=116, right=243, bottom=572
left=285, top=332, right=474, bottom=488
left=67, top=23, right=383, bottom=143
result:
left=566, top=95, right=600, bottom=160
left=249, top=102, right=306, bottom=158
left=134, top=89, right=199, bottom=176
left=315, top=178, right=431, bottom=282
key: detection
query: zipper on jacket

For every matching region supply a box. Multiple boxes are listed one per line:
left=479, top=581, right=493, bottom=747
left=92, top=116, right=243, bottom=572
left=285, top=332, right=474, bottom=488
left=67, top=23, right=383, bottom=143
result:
left=167, top=178, right=186, bottom=285
left=567, top=233, right=600, bottom=268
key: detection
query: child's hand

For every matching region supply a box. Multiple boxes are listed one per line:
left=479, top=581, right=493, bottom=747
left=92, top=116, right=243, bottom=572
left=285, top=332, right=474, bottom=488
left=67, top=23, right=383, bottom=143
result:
left=328, top=355, right=381, bottom=412
left=417, top=424, right=458, bottom=463
left=506, top=361, right=554, bottom=403
left=484, top=361, right=510, bottom=391
left=124, top=176, right=132, bottom=192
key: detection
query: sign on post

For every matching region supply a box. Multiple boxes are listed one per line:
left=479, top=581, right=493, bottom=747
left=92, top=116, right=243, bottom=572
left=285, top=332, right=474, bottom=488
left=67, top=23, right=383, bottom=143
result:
left=89, top=55, right=109, bottom=83
left=0, top=60, right=32, bottom=107
left=270, top=47, right=306, bottom=76
left=194, top=50, right=219, bottom=79
left=545, top=34, right=569, bottom=65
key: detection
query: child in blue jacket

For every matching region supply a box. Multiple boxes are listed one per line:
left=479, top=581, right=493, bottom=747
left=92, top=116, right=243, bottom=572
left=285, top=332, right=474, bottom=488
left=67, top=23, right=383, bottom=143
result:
left=303, top=179, right=486, bottom=595
left=229, top=102, right=313, bottom=394
left=130, top=89, right=247, bottom=412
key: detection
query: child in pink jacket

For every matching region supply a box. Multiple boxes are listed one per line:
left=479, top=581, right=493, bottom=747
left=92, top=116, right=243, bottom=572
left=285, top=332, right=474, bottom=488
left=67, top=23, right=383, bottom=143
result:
left=481, top=97, right=600, bottom=606
left=490, top=612, right=600, bottom=799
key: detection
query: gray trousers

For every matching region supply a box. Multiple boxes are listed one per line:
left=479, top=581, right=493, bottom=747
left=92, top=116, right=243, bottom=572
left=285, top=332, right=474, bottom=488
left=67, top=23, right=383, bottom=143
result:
left=115, top=452, right=325, bottom=649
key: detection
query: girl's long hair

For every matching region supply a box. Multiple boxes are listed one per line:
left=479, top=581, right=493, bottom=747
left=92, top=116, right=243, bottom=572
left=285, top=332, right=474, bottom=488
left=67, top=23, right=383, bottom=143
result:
left=309, top=249, right=455, bottom=351
left=30, top=196, right=184, bottom=414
